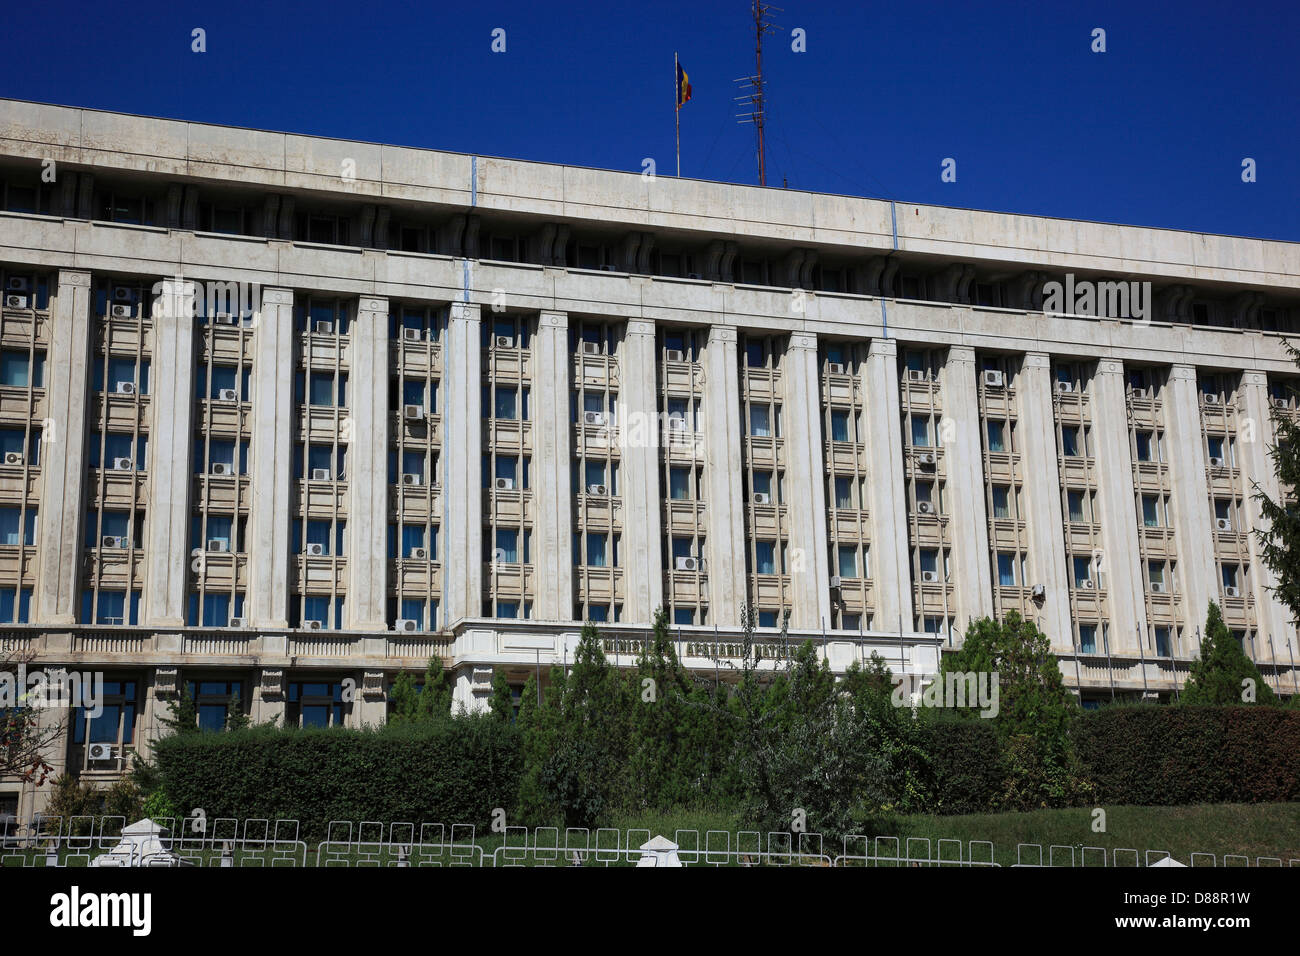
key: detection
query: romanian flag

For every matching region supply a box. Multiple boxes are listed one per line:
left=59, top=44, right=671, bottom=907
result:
left=676, top=61, right=692, bottom=110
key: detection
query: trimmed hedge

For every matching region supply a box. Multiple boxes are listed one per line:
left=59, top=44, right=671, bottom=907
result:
left=1073, top=706, right=1300, bottom=805
left=915, top=716, right=1005, bottom=815
left=155, top=715, right=520, bottom=843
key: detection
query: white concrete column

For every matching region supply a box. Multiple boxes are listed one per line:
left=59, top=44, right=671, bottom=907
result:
left=345, top=296, right=390, bottom=631
left=1018, top=354, right=1073, bottom=649
left=861, top=338, right=913, bottom=630
left=783, top=332, right=832, bottom=629
left=1237, top=371, right=1293, bottom=661
left=940, top=346, right=993, bottom=629
left=252, top=669, right=286, bottom=726
left=1090, top=358, right=1148, bottom=652
left=531, top=311, right=574, bottom=621
left=702, top=326, right=747, bottom=626
left=143, top=277, right=197, bottom=626
left=442, top=302, right=483, bottom=626
left=619, top=319, right=663, bottom=624
left=247, top=287, right=295, bottom=629
left=1163, top=365, right=1217, bottom=634
left=36, top=270, right=93, bottom=625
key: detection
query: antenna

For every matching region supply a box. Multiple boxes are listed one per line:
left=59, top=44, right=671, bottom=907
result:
left=734, top=1, right=782, bottom=186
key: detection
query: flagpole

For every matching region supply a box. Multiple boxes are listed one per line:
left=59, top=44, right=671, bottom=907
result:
left=675, top=51, right=681, bottom=177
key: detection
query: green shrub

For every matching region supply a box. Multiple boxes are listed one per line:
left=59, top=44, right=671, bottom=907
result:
left=155, top=714, right=520, bottom=844
left=1073, top=705, right=1300, bottom=805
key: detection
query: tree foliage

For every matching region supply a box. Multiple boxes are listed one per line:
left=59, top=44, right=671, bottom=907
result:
left=1182, top=601, right=1279, bottom=705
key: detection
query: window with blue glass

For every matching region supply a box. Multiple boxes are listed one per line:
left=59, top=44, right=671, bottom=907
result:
left=755, top=541, right=777, bottom=575
left=85, top=510, right=134, bottom=548
left=72, top=679, right=137, bottom=747
left=1154, top=627, right=1173, bottom=658
left=830, top=409, right=852, bottom=443
left=494, top=528, right=519, bottom=563
left=0, top=506, right=35, bottom=546
left=80, top=589, right=140, bottom=625
left=0, top=350, right=44, bottom=388
left=1078, top=624, right=1097, bottom=654
left=673, top=607, right=695, bottom=626
left=287, top=681, right=348, bottom=728
left=186, top=681, right=245, bottom=732
left=758, top=610, right=779, bottom=628
left=910, top=416, right=931, bottom=447
left=996, top=553, right=1016, bottom=587
left=837, top=545, right=858, bottom=579
left=94, top=356, right=149, bottom=395
left=0, top=587, right=32, bottom=623
left=986, top=420, right=1006, bottom=453
left=187, top=591, right=244, bottom=627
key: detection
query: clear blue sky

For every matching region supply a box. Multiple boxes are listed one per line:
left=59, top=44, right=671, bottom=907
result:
left=4, top=0, right=1297, bottom=240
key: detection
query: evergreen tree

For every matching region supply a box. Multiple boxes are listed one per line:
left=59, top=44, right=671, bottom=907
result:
left=625, top=607, right=698, bottom=809
left=488, top=669, right=515, bottom=722
left=156, top=684, right=201, bottom=737
left=1182, top=601, right=1279, bottom=705
left=416, top=656, right=453, bottom=720
left=1253, top=342, right=1300, bottom=630
left=225, top=690, right=251, bottom=731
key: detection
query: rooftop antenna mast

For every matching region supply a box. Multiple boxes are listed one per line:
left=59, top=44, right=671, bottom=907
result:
left=734, top=1, right=781, bottom=186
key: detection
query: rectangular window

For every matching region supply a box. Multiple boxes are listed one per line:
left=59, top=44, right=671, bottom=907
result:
left=830, top=410, right=851, bottom=443
left=749, top=406, right=771, bottom=437
left=997, top=553, right=1016, bottom=587
left=1061, top=427, right=1080, bottom=457
left=1154, top=627, right=1172, bottom=658
left=834, top=476, right=853, bottom=509
left=1078, top=625, right=1097, bottom=654
left=1141, top=495, right=1160, bottom=528
left=495, top=529, right=519, bottom=563
left=910, top=416, right=931, bottom=448
left=755, top=541, right=777, bottom=575
left=837, top=545, right=857, bottom=579
left=991, top=486, right=1010, bottom=519
left=669, top=467, right=691, bottom=500
left=986, top=421, right=1006, bottom=453
left=1073, top=555, right=1092, bottom=587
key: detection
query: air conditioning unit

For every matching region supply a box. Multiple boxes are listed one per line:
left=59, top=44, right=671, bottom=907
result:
left=983, top=369, right=1005, bottom=388
left=667, top=416, right=687, bottom=431
left=110, top=304, right=133, bottom=319
left=1151, top=582, right=1166, bottom=594
left=495, top=335, right=514, bottom=349
left=907, top=369, right=927, bottom=383
left=495, top=476, right=514, bottom=490
left=311, top=468, right=331, bottom=480
left=916, top=452, right=936, bottom=467
left=3, top=452, right=23, bottom=466
left=403, top=404, right=425, bottom=420
left=228, top=617, right=246, bottom=628
left=1224, top=586, right=1241, bottom=598
left=213, top=312, right=236, bottom=325
left=313, top=321, right=333, bottom=334
left=6, top=277, right=29, bottom=292
left=408, top=547, right=428, bottom=560
left=1272, top=397, right=1289, bottom=409
left=1203, top=393, right=1221, bottom=405
left=829, top=575, right=842, bottom=589
left=401, top=473, right=422, bottom=486
left=1030, top=584, right=1046, bottom=600
left=1216, top=517, right=1232, bottom=531
left=112, top=286, right=132, bottom=303
left=675, top=556, right=699, bottom=572
left=752, top=492, right=771, bottom=505
left=1208, top=456, right=1225, bottom=468
left=1055, top=380, right=1074, bottom=394
left=1130, top=387, right=1149, bottom=400
left=306, top=543, right=326, bottom=556
left=917, top=501, right=934, bottom=515
left=1080, top=579, right=1095, bottom=590
left=115, top=381, right=136, bottom=395
left=587, top=483, right=607, bottom=496
left=112, top=457, right=133, bottom=471
left=582, top=411, right=604, bottom=426
left=207, top=538, right=229, bottom=553
left=87, top=743, right=114, bottom=762
left=102, top=536, right=125, bottom=549
left=581, top=341, right=602, bottom=356
left=303, top=620, right=323, bottom=631
left=402, top=327, right=422, bottom=341
left=826, top=362, right=846, bottom=375
left=921, top=570, right=939, bottom=583
left=212, top=462, right=233, bottom=476
left=395, top=619, right=418, bottom=633
left=665, top=349, right=686, bottom=362
left=4, top=294, right=28, bottom=309
left=217, top=388, right=238, bottom=401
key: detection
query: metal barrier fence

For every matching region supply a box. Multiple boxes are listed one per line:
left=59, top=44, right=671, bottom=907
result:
left=2, top=817, right=1296, bottom=868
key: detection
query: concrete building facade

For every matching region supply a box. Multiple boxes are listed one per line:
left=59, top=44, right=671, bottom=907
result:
left=0, top=100, right=1297, bottom=820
